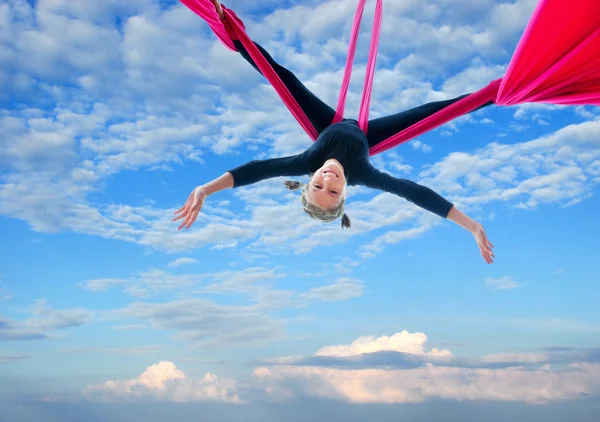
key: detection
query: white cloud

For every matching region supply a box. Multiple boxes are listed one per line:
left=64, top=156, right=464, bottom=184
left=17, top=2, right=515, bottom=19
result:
left=63, top=345, right=163, bottom=355
left=79, top=265, right=366, bottom=348
left=480, top=352, right=547, bottom=364
left=116, top=298, right=287, bottom=349
left=167, top=257, right=199, bottom=268
left=84, top=264, right=365, bottom=310
left=410, top=140, right=432, bottom=153
left=111, top=324, right=147, bottom=331
left=254, top=362, right=600, bottom=404
left=83, top=361, right=244, bottom=403
left=300, top=278, right=364, bottom=303
left=0, top=299, right=92, bottom=340
left=252, top=330, right=600, bottom=404
left=485, top=276, right=521, bottom=290
left=0, top=354, right=30, bottom=363
left=315, top=331, right=453, bottom=359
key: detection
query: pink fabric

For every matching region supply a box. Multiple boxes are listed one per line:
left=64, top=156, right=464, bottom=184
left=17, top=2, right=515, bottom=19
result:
left=181, top=0, right=600, bottom=156
left=372, top=0, right=600, bottom=154
left=357, top=0, right=383, bottom=133
left=497, top=0, right=600, bottom=106
left=331, top=0, right=383, bottom=134
left=369, top=79, right=501, bottom=155
left=180, top=0, right=239, bottom=51
left=221, top=4, right=320, bottom=140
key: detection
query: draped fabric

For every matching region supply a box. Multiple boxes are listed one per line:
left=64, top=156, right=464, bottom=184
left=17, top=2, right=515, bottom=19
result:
left=181, top=0, right=600, bottom=156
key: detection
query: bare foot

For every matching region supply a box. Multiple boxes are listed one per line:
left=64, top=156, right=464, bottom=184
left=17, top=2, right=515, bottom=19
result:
left=210, top=0, right=224, bottom=19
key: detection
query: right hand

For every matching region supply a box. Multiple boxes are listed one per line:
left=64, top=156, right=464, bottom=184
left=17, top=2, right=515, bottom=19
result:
left=172, top=186, right=208, bottom=230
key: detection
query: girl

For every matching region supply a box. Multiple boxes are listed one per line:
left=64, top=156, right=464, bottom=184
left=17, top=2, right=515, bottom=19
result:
left=174, top=0, right=495, bottom=264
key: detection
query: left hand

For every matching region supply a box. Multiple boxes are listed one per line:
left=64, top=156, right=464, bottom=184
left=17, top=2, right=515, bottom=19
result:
left=473, top=224, right=495, bottom=264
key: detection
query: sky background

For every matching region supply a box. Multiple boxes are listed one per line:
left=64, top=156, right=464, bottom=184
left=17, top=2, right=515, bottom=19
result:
left=1, top=0, right=600, bottom=421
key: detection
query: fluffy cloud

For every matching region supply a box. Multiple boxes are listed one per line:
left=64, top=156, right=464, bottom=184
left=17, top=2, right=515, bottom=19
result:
left=252, top=331, right=600, bottom=404
left=315, top=331, right=452, bottom=358
left=83, top=361, right=244, bottom=403
left=254, top=362, right=600, bottom=404
left=51, top=332, right=600, bottom=406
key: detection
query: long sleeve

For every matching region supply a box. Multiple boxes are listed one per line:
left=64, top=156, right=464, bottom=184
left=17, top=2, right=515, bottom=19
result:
left=361, top=166, right=454, bottom=218
left=227, top=152, right=314, bottom=188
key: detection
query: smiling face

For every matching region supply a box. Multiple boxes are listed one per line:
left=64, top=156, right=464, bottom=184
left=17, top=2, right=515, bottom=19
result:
left=305, top=160, right=347, bottom=211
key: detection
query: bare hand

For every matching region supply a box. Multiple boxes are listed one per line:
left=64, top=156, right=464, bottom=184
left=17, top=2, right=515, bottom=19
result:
left=172, top=186, right=208, bottom=230
left=473, top=224, right=495, bottom=264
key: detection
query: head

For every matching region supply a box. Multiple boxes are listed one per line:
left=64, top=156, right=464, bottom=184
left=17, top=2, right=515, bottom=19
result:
left=284, top=163, right=352, bottom=229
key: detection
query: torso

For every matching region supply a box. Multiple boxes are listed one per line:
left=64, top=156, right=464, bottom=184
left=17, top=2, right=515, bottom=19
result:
left=306, top=119, right=371, bottom=185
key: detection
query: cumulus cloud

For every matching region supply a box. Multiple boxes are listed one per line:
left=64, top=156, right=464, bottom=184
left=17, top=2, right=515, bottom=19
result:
left=44, top=333, right=600, bottom=406
left=315, top=331, right=452, bottom=358
left=254, top=362, right=600, bottom=404
left=252, top=331, right=600, bottom=404
left=83, top=361, right=244, bottom=403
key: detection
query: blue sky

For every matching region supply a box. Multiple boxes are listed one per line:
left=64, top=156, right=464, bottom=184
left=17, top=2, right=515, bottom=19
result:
left=1, top=0, right=600, bottom=420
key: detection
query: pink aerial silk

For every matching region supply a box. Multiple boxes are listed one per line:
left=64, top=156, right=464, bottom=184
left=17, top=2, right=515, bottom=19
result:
left=181, top=0, right=600, bottom=156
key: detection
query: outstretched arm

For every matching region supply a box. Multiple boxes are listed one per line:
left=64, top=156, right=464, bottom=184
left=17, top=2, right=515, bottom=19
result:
left=173, top=153, right=313, bottom=230
left=446, top=206, right=495, bottom=264
left=172, top=172, right=234, bottom=230
left=362, top=168, right=495, bottom=263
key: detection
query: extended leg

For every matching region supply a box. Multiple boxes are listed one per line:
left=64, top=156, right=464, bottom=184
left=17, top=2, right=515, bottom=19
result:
left=366, top=95, right=494, bottom=149
left=231, top=40, right=336, bottom=135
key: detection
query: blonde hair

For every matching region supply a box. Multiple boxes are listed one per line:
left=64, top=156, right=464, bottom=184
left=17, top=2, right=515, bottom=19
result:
left=284, top=180, right=352, bottom=229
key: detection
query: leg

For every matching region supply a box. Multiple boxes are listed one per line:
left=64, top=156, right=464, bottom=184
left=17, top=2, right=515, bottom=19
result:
left=366, top=95, right=494, bottom=149
left=232, top=39, right=336, bottom=135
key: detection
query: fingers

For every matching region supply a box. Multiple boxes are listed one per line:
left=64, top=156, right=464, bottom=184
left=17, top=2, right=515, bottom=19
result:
left=178, top=221, right=190, bottom=231
left=478, top=244, right=494, bottom=264
left=175, top=201, right=203, bottom=231
left=479, top=241, right=493, bottom=256
left=172, top=212, right=187, bottom=222
left=178, top=210, right=194, bottom=230
left=172, top=204, right=190, bottom=222
left=173, top=189, right=199, bottom=228
left=186, top=206, right=202, bottom=229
